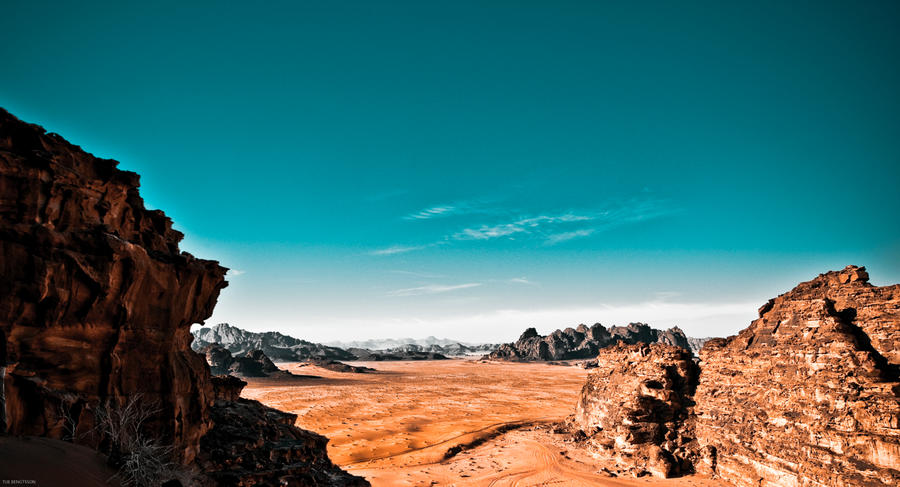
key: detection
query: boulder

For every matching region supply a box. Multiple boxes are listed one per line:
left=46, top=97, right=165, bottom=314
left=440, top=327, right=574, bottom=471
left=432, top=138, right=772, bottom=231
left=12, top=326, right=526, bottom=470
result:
left=574, top=343, right=700, bottom=477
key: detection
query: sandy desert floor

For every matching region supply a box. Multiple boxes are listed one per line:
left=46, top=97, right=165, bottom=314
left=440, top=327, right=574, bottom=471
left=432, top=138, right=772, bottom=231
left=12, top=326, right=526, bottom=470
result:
left=242, top=359, right=726, bottom=486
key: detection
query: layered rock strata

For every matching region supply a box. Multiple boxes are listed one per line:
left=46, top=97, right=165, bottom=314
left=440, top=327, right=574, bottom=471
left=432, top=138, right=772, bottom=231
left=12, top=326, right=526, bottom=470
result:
left=694, top=266, right=900, bottom=486
left=573, top=266, right=900, bottom=484
left=0, top=109, right=364, bottom=485
left=488, top=322, right=691, bottom=361
left=574, top=343, right=706, bottom=477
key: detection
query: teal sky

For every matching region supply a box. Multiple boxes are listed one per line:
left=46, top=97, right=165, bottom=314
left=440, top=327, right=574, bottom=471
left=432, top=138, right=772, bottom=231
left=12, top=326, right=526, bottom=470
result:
left=2, top=1, right=898, bottom=342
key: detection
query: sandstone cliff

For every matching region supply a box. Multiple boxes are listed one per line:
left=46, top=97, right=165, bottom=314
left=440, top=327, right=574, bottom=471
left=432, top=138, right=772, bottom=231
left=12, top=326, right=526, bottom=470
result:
left=488, top=322, right=691, bottom=361
left=573, top=266, right=900, bottom=484
left=694, top=266, right=899, bottom=486
left=0, top=108, right=365, bottom=485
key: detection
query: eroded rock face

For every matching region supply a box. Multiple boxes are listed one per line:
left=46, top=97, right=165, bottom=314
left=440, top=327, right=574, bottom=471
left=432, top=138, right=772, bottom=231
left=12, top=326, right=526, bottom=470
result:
left=0, top=109, right=367, bottom=485
left=694, top=266, right=900, bottom=486
left=0, top=108, right=226, bottom=462
left=488, top=323, right=692, bottom=361
left=574, top=343, right=704, bottom=478
left=572, top=266, right=899, bottom=483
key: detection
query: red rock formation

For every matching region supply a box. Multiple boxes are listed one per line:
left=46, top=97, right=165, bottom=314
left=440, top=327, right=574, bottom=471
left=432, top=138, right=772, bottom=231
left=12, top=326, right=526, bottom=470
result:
left=573, top=343, right=706, bottom=478
left=572, top=266, right=899, bottom=484
left=0, top=108, right=226, bottom=461
left=0, top=108, right=366, bottom=485
left=694, top=266, right=900, bottom=486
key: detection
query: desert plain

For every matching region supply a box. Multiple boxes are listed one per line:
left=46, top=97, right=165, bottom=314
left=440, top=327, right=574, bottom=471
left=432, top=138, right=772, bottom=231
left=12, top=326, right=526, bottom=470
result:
left=242, top=359, right=728, bottom=486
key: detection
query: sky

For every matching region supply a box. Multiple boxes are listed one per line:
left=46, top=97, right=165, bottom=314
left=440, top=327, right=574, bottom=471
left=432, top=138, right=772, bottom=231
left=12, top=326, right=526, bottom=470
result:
left=2, top=1, right=898, bottom=343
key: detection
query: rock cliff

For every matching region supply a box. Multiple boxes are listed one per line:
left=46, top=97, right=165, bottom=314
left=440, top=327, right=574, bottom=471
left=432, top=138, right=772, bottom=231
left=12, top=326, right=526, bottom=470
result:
left=0, top=108, right=225, bottom=462
left=487, top=322, right=691, bottom=361
left=0, top=108, right=365, bottom=485
left=694, top=266, right=900, bottom=486
left=573, top=266, right=900, bottom=484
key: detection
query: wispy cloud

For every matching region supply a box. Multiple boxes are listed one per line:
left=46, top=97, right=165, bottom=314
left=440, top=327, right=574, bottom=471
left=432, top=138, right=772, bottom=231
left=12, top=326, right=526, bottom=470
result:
left=373, top=194, right=677, bottom=256
left=403, top=198, right=500, bottom=221
left=453, top=213, right=592, bottom=241
left=387, top=283, right=482, bottom=297
left=405, top=205, right=458, bottom=220
left=507, top=277, right=537, bottom=285
left=370, top=244, right=431, bottom=256
left=545, top=228, right=595, bottom=245
left=227, top=269, right=246, bottom=277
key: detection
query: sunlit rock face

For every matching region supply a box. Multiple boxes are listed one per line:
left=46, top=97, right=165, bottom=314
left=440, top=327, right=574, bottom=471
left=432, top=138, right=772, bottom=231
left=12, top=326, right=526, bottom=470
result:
left=694, top=266, right=900, bottom=486
left=572, top=266, right=899, bottom=484
left=574, top=343, right=707, bottom=478
left=0, top=108, right=227, bottom=462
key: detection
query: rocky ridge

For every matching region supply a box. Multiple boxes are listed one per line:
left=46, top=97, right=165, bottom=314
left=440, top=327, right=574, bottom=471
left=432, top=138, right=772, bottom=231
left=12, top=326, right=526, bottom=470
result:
left=487, top=322, right=692, bottom=361
left=326, top=336, right=499, bottom=354
left=0, top=109, right=365, bottom=485
left=195, top=323, right=458, bottom=361
left=572, top=266, right=900, bottom=484
left=193, top=323, right=356, bottom=361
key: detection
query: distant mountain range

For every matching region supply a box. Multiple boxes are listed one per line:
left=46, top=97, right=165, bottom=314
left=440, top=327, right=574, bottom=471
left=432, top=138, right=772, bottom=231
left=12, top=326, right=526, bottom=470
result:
left=192, top=323, right=495, bottom=361
left=193, top=323, right=710, bottom=365
left=486, top=322, right=707, bottom=361
left=193, top=323, right=357, bottom=361
left=324, top=337, right=498, bottom=351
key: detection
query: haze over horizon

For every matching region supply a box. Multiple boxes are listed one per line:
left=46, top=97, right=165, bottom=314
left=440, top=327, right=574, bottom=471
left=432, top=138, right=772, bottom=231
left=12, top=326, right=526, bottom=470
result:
left=2, top=1, right=898, bottom=343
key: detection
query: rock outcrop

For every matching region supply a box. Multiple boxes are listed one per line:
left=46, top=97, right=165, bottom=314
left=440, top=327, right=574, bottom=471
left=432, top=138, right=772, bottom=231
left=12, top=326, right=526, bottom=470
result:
left=200, top=378, right=367, bottom=486
left=488, top=323, right=691, bottom=361
left=572, top=266, right=900, bottom=484
left=0, top=109, right=365, bottom=485
left=345, top=347, right=448, bottom=361
left=301, top=359, right=374, bottom=374
left=694, top=266, right=900, bottom=486
left=193, top=323, right=357, bottom=361
left=202, top=344, right=291, bottom=378
left=574, top=343, right=705, bottom=478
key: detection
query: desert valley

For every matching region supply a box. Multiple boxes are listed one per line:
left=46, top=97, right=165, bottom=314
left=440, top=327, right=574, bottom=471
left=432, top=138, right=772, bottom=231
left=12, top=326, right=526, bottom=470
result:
left=2, top=3, right=900, bottom=486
